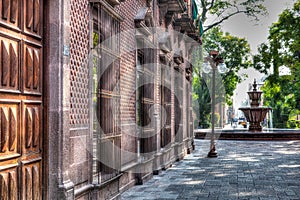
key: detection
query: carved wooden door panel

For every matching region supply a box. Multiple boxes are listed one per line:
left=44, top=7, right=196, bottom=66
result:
left=0, top=0, right=44, bottom=199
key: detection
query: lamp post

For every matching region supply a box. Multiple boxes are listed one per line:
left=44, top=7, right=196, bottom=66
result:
left=202, top=50, right=227, bottom=158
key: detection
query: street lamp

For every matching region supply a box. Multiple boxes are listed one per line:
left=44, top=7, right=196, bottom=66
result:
left=203, top=50, right=227, bottom=158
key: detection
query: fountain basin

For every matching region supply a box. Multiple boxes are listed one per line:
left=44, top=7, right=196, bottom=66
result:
left=194, top=128, right=300, bottom=140
left=239, top=107, right=272, bottom=132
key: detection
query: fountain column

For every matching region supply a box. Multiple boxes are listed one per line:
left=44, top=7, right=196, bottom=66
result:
left=239, top=79, right=272, bottom=132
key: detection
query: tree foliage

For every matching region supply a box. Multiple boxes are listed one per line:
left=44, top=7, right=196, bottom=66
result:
left=202, top=27, right=252, bottom=105
left=199, top=0, right=267, bottom=33
left=193, top=27, right=252, bottom=127
left=193, top=73, right=211, bottom=128
left=193, top=0, right=267, bottom=128
left=254, top=0, right=300, bottom=128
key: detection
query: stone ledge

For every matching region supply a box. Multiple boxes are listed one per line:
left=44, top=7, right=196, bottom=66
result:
left=195, top=129, right=300, bottom=140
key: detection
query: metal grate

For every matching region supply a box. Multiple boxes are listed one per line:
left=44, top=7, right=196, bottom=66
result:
left=161, top=63, right=172, bottom=148
left=91, top=2, right=121, bottom=183
left=69, top=0, right=90, bottom=126
left=174, top=68, right=183, bottom=142
left=137, top=48, right=156, bottom=155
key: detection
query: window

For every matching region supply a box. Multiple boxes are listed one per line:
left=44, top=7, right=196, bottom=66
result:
left=136, top=45, right=156, bottom=156
left=91, top=2, right=121, bottom=183
left=161, top=60, right=172, bottom=148
left=174, top=67, right=183, bottom=143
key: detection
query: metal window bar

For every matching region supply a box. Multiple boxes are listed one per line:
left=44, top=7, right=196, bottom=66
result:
left=91, top=2, right=121, bottom=184
left=161, top=64, right=172, bottom=148
left=138, top=47, right=156, bottom=156
left=174, top=69, right=183, bottom=143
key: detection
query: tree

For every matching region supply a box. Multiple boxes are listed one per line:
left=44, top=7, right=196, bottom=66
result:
left=198, top=0, right=267, bottom=33
left=192, top=0, right=267, bottom=127
left=193, top=27, right=252, bottom=127
left=253, top=0, right=300, bottom=128
left=202, top=27, right=252, bottom=105
left=193, top=75, right=211, bottom=128
left=254, top=0, right=300, bottom=77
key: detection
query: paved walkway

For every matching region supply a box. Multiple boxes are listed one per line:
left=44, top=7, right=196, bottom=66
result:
left=121, top=139, right=300, bottom=200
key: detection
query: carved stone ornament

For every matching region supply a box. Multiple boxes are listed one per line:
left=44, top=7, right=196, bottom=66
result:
left=135, top=7, right=154, bottom=35
left=158, top=0, right=186, bottom=26
left=158, top=32, right=172, bottom=53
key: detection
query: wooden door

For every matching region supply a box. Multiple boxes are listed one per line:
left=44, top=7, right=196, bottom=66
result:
left=0, top=0, right=44, bottom=199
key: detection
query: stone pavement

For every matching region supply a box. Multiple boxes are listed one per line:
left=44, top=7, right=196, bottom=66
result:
left=121, top=139, right=300, bottom=200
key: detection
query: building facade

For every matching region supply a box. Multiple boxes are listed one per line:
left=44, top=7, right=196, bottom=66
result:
left=0, top=0, right=200, bottom=199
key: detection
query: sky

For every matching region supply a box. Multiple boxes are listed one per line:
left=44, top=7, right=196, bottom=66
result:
left=218, top=0, right=295, bottom=116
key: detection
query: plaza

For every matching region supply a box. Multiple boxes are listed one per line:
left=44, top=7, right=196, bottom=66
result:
left=0, top=0, right=299, bottom=199
left=121, top=139, right=300, bottom=200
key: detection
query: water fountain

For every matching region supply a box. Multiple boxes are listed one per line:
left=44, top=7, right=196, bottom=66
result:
left=239, top=79, right=272, bottom=132
left=194, top=79, right=300, bottom=140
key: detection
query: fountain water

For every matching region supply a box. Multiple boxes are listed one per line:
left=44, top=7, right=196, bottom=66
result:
left=268, top=110, right=273, bottom=129
left=239, top=79, right=272, bottom=132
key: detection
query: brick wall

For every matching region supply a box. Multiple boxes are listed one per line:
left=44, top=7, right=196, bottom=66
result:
left=117, top=0, right=147, bottom=166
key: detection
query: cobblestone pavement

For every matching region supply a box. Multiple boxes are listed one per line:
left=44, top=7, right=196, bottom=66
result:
left=121, top=139, right=300, bottom=200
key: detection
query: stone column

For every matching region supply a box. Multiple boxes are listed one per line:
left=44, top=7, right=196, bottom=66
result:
left=46, top=0, right=74, bottom=199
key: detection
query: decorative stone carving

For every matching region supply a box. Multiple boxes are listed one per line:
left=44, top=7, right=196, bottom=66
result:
left=158, top=0, right=186, bottom=26
left=174, top=13, right=194, bottom=34
left=158, top=32, right=171, bottom=53
left=134, top=7, right=154, bottom=35
left=173, top=48, right=183, bottom=64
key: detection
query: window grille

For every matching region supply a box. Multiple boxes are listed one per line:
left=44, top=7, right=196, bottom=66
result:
left=90, top=2, right=121, bottom=183
left=137, top=47, right=156, bottom=156
left=161, top=62, right=172, bottom=148
left=174, top=67, right=183, bottom=142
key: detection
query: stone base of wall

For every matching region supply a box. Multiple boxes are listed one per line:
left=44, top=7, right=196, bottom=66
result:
left=174, top=142, right=185, bottom=161
left=119, top=162, right=139, bottom=193
left=136, top=157, right=155, bottom=185
left=70, top=175, right=122, bottom=200
left=183, top=138, right=193, bottom=154
left=63, top=143, right=196, bottom=200
left=161, top=146, right=176, bottom=170
left=92, top=175, right=122, bottom=200
left=118, top=143, right=195, bottom=196
left=153, top=152, right=163, bottom=175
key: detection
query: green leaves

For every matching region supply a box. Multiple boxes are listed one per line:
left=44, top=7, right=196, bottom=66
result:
left=193, top=27, right=252, bottom=127
left=254, top=0, right=300, bottom=128
left=194, top=0, right=266, bottom=126
left=210, top=1, right=233, bottom=16
left=202, top=27, right=252, bottom=104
